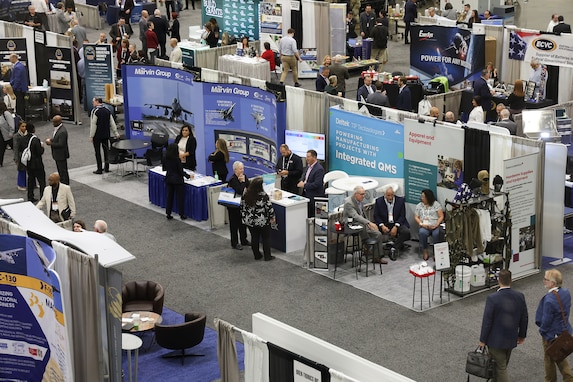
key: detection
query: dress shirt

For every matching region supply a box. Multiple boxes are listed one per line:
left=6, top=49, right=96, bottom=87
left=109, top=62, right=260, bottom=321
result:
left=279, top=35, right=298, bottom=56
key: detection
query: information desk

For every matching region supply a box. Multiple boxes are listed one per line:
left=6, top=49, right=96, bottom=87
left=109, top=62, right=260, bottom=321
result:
left=269, top=190, right=309, bottom=253
left=148, top=166, right=221, bottom=221
left=218, top=55, right=271, bottom=82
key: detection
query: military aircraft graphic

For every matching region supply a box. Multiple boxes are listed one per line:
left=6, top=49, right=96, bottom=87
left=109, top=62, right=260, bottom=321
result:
left=0, top=248, right=21, bottom=264
left=143, top=84, right=193, bottom=122
left=217, top=103, right=236, bottom=121
left=251, top=111, right=265, bottom=128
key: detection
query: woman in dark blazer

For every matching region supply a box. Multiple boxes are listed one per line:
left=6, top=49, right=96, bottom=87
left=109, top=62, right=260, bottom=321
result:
left=208, top=138, right=229, bottom=182
left=227, top=161, right=250, bottom=250
left=163, top=143, right=190, bottom=220
left=174, top=124, right=197, bottom=170
left=241, top=177, right=276, bottom=261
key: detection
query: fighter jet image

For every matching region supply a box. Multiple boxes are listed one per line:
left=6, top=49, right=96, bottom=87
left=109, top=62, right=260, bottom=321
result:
left=217, top=103, right=236, bottom=121
left=0, top=248, right=21, bottom=264
left=251, top=111, right=265, bottom=128
left=144, top=97, right=193, bottom=122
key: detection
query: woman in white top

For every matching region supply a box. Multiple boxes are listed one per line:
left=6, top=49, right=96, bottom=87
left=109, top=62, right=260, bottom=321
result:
left=174, top=124, right=197, bottom=170
left=3, top=83, right=16, bottom=117
left=414, top=189, right=444, bottom=260
left=468, top=95, right=484, bottom=123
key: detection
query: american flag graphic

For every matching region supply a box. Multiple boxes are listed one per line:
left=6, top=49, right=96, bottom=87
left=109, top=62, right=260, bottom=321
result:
left=508, top=31, right=540, bottom=61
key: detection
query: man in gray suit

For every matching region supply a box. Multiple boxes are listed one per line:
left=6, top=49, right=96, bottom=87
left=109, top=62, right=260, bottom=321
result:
left=329, top=55, right=349, bottom=98
left=139, top=10, right=149, bottom=57
left=494, top=109, right=517, bottom=135
left=45, top=115, right=70, bottom=185
left=343, top=185, right=387, bottom=264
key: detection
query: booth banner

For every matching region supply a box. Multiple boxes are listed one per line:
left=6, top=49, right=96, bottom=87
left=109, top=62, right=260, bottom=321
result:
left=203, top=83, right=280, bottom=179
left=203, top=0, right=260, bottom=41
left=0, top=38, right=28, bottom=81
left=403, top=118, right=464, bottom=205
left=503, top=153, right=538, bottom=277
left=0, top=234, right=71, bottom=382
left=0, top=0, right=29, bottom=22
left=410, top=25, right=485, bottom=86
left=83, top=43, right=113, bottom=107
left=46, top=46, right=75, bottom=121
left=508, top=30, right=573, bottom=68
left=329, top=106, right=404, bottom=179
left=260, top=1, right=283, bottom=35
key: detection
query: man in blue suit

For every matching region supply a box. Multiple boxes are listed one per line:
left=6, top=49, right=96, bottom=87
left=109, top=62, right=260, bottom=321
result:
left=356, top=74, right=376, bottom=102
left=479, top=269, right=528, bottom=382
left=403, top=0, right=417, bottom=44
left=373, top=188, right=410, bottom=253
left=9, top=53, right=28, bottom=120
left=396, top=77, right=412, bottom=112
left=297, top=149, right=325, bottom=217
left=473, top=69, right=494, bottom=121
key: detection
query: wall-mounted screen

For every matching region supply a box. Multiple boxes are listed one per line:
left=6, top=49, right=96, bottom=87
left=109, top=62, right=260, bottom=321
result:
left=284, top=130, right=326, bottom=160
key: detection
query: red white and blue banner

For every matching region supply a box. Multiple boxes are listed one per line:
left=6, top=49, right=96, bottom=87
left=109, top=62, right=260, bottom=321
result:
left=508, top=30, right=573, bottom=68
left=410, top=25, right=485, bottom=86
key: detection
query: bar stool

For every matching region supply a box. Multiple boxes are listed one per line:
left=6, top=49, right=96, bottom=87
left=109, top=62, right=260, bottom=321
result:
left=362, top=237, right=381, bottom=276
left=331, top=225, right=364, bottom=280
left=409, top=267, right=436, bottom=311
left=122, top=333, right=143, bottom=382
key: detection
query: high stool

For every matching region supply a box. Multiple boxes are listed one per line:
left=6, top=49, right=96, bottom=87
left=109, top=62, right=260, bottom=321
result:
left=331, top=225, right=364, bottom=280
left=122, top=333, right=143, bottom=382
left=362, top=237, right=381, bottom=276
left=409, top=267, right=436, bottom=311
left=432, top=266, right=451, bottom=304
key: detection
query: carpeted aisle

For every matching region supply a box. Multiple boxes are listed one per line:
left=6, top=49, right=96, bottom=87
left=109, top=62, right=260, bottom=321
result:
left=122, top=308, right=244, bottom=382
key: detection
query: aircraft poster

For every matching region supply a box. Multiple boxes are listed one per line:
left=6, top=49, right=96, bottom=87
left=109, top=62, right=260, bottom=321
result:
left=0, top=234, right=71, bottom=382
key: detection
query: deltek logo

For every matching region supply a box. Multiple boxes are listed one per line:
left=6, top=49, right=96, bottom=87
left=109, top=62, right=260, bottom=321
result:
left=533, top=38, right=556, bottom=51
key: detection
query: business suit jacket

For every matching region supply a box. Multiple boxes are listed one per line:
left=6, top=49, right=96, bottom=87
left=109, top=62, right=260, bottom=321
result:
left=26, top=135, right=45, bottom=170
left=553, top=22, right=572, bottom=34
left=480, top=287, right=528, bottom=349
left=374, top=195, right=410, bottom=228
left=163, top=156, right=187, bottom=185
left=536, top=288, right=573, bottom=341
left=343, top=196, right=370, bottom=226
left=473, top=77, right=492, bottom=111
left=316, top=74, right=328, bottom=92
left=51, top=125, right=69, bottom=161
left=301, top=162, right=325, bottom=199
left=356, top=84, right=376, bottom=101
left=403, top=0, right=417, bottom=22
left=149, top=16, right=168, bottom=43
left=495, top=119, right=517, bottom=135
left=109, top=22, right=134, bottom=42
left=396, top=85, right=412, bottom=111
left=329, top=63, right=349, bottom=94
left=37, top=183, right=76, bottom=221
left=276, top=152, right=303, bottom=193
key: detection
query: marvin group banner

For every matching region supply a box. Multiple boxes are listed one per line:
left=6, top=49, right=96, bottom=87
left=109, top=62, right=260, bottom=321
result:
left=83, top=43, right=114, bottom=107
left=329, top=106, right=404, bottom=179
left=47, top=47, right=75, bottom=121
left=508, top=30, right=573, bottom=68
left=410, top=25, right=485, bottom=86
left=203, top=0, right=260, bottom=41
left=0, top=234, right=71, bottom=382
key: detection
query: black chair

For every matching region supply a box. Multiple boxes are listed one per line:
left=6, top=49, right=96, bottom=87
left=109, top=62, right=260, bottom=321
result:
left=107, top=143, right=129, bottom=177
left=138, top=132, right=168, bottom=170
left=155, top=312, right=206, bottom=365
left=25, top=91, right=47, bottom=121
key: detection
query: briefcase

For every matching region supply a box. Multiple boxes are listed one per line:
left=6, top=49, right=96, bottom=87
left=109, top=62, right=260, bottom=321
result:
left=466, top=346, right=496, bottom=380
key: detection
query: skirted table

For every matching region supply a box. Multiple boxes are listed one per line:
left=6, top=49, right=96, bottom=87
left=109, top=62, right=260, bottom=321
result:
left=218, top=55, right=271, bottom=82
left=148, top=167, right=221, bottom=221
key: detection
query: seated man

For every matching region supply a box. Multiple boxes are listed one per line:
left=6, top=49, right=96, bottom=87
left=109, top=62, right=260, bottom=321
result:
left=343, top=185, right=387, bottom=264
left=374, top=188, right=411, bottom=254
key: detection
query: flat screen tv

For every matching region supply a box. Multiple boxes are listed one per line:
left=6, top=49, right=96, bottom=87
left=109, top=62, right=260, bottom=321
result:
left=284, top=130, right=326, bottom=160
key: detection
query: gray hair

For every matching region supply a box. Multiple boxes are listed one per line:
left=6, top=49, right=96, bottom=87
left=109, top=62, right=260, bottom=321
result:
left=353, top=185, right=365, bottom=195
left=94, top=220, right=108, bottom=233
left=531, top=58, right=540, bottom=66
left=500, top=108, right=510, bottom=119
left=334, top=54, right=343, bottom=63
left=232, top=161, right=244, bottom=171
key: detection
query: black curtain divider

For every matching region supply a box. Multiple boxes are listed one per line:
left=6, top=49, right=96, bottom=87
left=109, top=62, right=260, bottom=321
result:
left=290, top=1, right=303, bottom=48
left=463, top=128, right=490, bottom=185
left=546, top=64, right=559, bottom=102
left=267, top=342, right=330, bottom=382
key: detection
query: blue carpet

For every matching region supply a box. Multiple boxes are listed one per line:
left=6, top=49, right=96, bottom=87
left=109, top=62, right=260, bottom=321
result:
left=541, top=233, right=573, bottom=269
left=121, top=308, right=244, bottom=382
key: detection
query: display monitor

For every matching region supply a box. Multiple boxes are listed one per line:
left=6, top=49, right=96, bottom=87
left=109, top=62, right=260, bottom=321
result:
left=522, top=110, right=559, bottom=139
left=284, top=130, right=326, bottom=160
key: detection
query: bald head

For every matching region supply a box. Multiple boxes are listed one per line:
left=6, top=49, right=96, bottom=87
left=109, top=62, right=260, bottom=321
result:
left=142, top=10, right=148, bottom=18
left=94, top=220, right=108, bottom=233
left=170, top=38, right=178, bottom=47
left=52, top=115, right=62, bottom=126
left=48, top=172, right=61, bottom=186
left=429, top=107, right=439, bottom=118
left=445, top=111, right=455, bottom=122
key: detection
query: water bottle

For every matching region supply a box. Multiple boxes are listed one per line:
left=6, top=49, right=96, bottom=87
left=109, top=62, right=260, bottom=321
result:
left=42, top=79, right=48, bottom=88
left=214, top=171, right=219, bottom=180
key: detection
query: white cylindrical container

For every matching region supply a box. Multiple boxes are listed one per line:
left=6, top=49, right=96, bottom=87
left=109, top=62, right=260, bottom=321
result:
left=471, top=264, right=486, bottom=287
left=455, top=265, right=472, bottom=293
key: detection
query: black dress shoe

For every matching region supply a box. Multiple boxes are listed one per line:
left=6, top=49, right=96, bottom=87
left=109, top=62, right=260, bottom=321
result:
left=254, top=255, right=263, bottom=260
left=104, top=169, right=111, bottom=173
left=93, top=170, right=103, bottom=174
left=294, top=82, right=301, bottom=87
left=264, top=256, right=276, bottom=261
left=241, top=240, right=251, bottom=246
left=234, top=244, right=243, bottom=250
left=180, top=215, right=187, bottom=220
left=166, top=214, right=173, bottom=220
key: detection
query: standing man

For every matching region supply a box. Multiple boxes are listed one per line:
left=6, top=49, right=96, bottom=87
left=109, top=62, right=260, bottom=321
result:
left=109, top=17, right=133, bottom=50
left=169, top=38, right=182, bottom=63
left=529, top=59, right=548, bottom=100
left=403, top=0, right=417, bottom=45
left=315, top=66, right=330, bottom=92
left=370, top=18, right=388, bottom=72
left=9, top=53, right=28, bottom=121
left=90, top=97, right=119, bottom=174
left=479, top=269, right=528, bottom=382
left=473, top=69, right=494, bottom=120
left=553, top=16, right=572, bottom=34
left=366, top=81, right=390, bottom=107
left=120, top=0, right=135, bottom=21
left=45, top=115, right=70, bottom=185
left=70, top=19, right=87, bottom=48
left=396, top=76, right=412, bottom=111
left=23, top=6, right=43, bottom=29
left=359, top=4, right=376, bottom=39
left=297, top=149, right=325, bottom=217
left=25, top=123, right=46, bottom=203
left=547, top=14, right=559, bottom=32
left=139, top=10, right=149, bottom=57
left=149, top=9, right=169, bottom=59
left=278, top=28, right=303, bottom=87
left=276, top=144, right=303, bottom=195
left=329, top=55, right=349, bottom=97
left=374, top=187, right=410, bottom=254
left=344, top=186, right=387, bottom=264
left=31, top=0, right=50, bottom=30
left=36, top=172, right=76, bottom=223
left=346, top=11, right=357, bottom=40
left=357, top=74, right=376, bottom=102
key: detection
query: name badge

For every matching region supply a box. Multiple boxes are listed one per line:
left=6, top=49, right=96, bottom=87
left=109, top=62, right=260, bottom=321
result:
left=423, top=219, right=430, bottom=226
left=388, top=213, right=394, bottom=223
left=52, top=201, right=59, bottom=211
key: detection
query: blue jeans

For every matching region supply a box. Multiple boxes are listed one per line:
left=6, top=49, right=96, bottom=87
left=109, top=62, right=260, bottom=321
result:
left=418, top=227, right=442, bottom=248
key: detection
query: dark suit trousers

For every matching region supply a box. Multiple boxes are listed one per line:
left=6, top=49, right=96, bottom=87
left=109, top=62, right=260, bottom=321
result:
left=249, top=225, right=271, bottom=260
left=27, top=167, right=46, bottom=201
left=405, top=21, right=412, bottom=43
left=381, top=224, right=410, bottom=250
left=55, top=159, right=69, bottom=185
left=93, top=139, right=110, bottom=171
left=0, top=138, right=13, bottom=166
left=165, top=1, right=173, bottom=19
left=15, top=90, right=26, bottom=120
left=166, top=183, right=184, bottom=217
left=227, top=207, right=248, bottom=247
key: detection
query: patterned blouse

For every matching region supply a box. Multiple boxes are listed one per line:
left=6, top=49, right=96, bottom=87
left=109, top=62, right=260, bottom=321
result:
left=415, top=201, right=442, bottom=226
left=241, top=192, right=276, bottom=228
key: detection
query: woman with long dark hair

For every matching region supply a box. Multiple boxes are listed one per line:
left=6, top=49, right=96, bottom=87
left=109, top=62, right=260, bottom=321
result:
left=208, top=138, right=229, bottom=181
left=414, top=189, right=444, bottom=260
left=241, top=177, right=275, bottom=261
left=174, top=124, right=197, bottom=170
left=508, top=79, right=526, bottom=115
left=163, top=143, right=190, bottom=220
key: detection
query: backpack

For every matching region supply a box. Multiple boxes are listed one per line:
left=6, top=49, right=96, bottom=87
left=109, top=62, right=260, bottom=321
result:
left=21, top=135, right=36, bottom=166
left=273, top=50, right=281, bottom=67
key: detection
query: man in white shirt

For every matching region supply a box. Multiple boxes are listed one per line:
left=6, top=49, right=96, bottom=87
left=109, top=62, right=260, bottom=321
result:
left=169, top=38, right=182, bottom=63
left=278, top=28, right=303, bottom=87
left=547, top=14, right=559, bottom=32
left=529, top=59, right=548, bottom=100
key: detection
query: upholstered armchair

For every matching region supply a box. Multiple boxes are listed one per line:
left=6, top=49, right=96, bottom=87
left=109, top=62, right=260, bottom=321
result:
left=121, top=280, right=165, bottom=315
left=155, top=312, right=207, bottom=365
